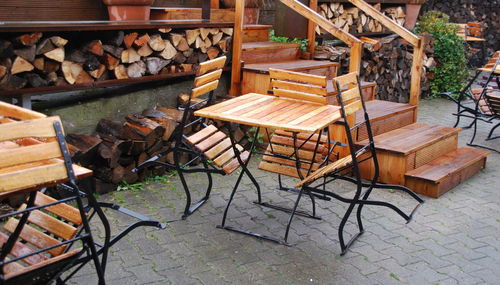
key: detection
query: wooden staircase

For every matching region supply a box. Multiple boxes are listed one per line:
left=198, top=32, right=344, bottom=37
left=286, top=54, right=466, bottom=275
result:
left=240, top=32, right=340, bottom=95
left=356, top=123, right=489, bottom=198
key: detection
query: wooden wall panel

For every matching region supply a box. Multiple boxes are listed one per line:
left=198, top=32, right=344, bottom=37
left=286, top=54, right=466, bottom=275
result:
left=0, top=0, right=107, bottom=21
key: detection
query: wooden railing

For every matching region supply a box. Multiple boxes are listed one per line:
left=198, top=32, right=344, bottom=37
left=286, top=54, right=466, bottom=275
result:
left=348, top=0, right=424, bottom=112
left=229, top=0, right=363, bottom=96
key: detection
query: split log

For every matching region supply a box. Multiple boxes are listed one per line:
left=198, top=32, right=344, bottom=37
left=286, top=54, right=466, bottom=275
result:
left=102, top=45, right=123, bottom=59
left=11, top=56, right=34, bottom=75
left=24, top=73, right=48, bottom=88
left=121, top=48, right=141, bottom=63
left=75, top=70, right=94, bottom=84
left=83, top=55, right=100, bottom=71
left=44, top=47, right=65, bottom=63
left=65, top=133, right=102, bottom=164
left=0, top=66, right=6, bottom=79
left=104, top=53, right=120, bottom=70
left=206, top=47, right=219, bottom=60
left=35, top=38, right=55, bottom=55
left=155, top=106, right=183, bottom=122
left=14, top=46, right=36, bottom=62
left=176, top=37, right=190, bottom=52
left=83, top=40, right=104, bottom=56
left=200, top=28, right=210, bottom=40
left=97, top=119, right=124, bottom=139
left=145, top=57, right=170, bottom=75
left=89, top=64, right=106, bottom=79
left=127, top=61, right=146, bottom=78
left=186, top=29, right=200, bottom=45
left=221, top=28, right=233, bottom=36
left=103, top=31, right=124, bottom=47
left=33, top=57, right=44, bottom=71
left=44, top=60, right=60, bottom=73
left=134, top=34, right=150, bottom=47
left=67, top=50, right=87, bottom=63
left=170, top=33, right=183, bottom=46
left=172, top=52, right=186, bottom=64
left=148, top=34, right=166, bottom=51
left=211, top=32, right=223, bottom=45
left=137, top=44, right=153, bottom=57
left=159, top=40, right=177, bottom=60
left=62, top=61, right=83, bottom=84
left=15, top=33, right=43, bottom=47
left=0, top=74, right=27, bottom=90
left=158, top=28, right=172, bottom=33
left=124, top=32, right=138, bottom=49
left=50, top=36, right=68, bottom=47
left=114, top=64, right=129, bottom=79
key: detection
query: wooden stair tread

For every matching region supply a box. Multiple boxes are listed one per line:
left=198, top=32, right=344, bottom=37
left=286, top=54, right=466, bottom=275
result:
left=405, top=147, right=490, bottom=182
left=356, top=100, right=416, bottom=123
left=243, top=24, right=273, bottom=30
left=356, top=123, right=460, bottom=155
left=243, top=60, right=339, bottom=73
left=242, top=41, right=300, bottom=51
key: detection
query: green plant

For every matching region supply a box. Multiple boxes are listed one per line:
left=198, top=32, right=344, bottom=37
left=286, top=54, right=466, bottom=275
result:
left=415, top=11, right=468, bottom=95
left=269, top=30, right=308, bottom=51
left=247, top=126, right=264, bottom=144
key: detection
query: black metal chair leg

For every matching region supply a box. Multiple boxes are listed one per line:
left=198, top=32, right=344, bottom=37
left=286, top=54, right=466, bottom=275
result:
left=284, top=188, right=305, bottom=243
left=486, top=121, right=500, bottom=140
left=219, top=165, right=246, bottom=228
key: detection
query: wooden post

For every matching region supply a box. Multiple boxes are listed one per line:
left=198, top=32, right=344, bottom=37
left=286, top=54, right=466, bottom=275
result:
left=307, top=0, right=318, bottom=56
left=410, top=36, right=425, bottom=118
left=229, top=0, right=244, bottom=96
left=348, top=41, right=363, bottom=73
left=202, top=0, right=211, bottom=20
left=210, top=0, right=220, bottom=9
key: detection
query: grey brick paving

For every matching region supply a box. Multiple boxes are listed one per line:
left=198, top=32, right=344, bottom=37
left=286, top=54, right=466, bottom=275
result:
left=67, top=98, right=500, bottom=284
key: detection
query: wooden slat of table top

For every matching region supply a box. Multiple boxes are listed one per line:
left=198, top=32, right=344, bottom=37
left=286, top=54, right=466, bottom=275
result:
left=195, top=93, right=341, bottom=133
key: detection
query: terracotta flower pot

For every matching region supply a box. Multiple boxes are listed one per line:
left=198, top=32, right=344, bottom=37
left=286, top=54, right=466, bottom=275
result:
left=102, top=0, right=155, bottom=21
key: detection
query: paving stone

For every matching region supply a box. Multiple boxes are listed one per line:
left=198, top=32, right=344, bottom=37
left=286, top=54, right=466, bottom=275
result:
left=67, top=98, right=500, bottom=285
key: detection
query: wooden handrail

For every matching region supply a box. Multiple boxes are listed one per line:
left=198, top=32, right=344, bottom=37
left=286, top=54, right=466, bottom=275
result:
left=280, top=0, right=361, bottom=46
left=348, top=0, right=424, bottom=112
left=349, top=0, right=419, bottom=46
left=229, top=0, right=245, bottom=96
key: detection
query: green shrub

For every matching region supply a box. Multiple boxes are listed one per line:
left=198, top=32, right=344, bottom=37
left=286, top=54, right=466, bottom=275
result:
left=269, top=30, right=308, bottom=51
left=415, top=11, right=468, bottom=95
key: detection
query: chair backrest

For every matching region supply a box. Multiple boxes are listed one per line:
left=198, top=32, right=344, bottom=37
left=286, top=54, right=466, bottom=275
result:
left=269, top=68, right=332, bottom=104
left=484, top=93, right=500, bottom=115
left=466, top=22, right=483, bottom=38
left=189, top=56, right=226, bottom=103
left=478, top=51, right=500, bottom=75
left=0, top=116, right=70, bottom=194
left=0, top=116, right=89, bottom=283
left=0, top=102, right=46, bottom=123
left=333, top=72, right=376, bottom=174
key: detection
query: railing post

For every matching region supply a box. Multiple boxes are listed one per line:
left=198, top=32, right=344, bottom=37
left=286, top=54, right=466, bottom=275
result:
left=307, top=0, right=318, bottom=56
left=409, top=36, right=425, bottom=118
left=229, top=0, right=244, bottom=96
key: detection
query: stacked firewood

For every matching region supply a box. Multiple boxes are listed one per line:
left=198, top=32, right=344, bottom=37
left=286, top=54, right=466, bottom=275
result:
left=315, top=35, right=434, bottom=102
left=317, top=3, right=406, bottom=35
left=67, top=105, right=184, bottom=193
left=0, top=28, right=233, bottom=91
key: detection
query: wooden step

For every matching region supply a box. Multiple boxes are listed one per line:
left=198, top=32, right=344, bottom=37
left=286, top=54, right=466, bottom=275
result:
left=242, top=59, right=339, bottom=94
left=241, top=41, right=301, bottom=64
left=356, top=100, right=417, bottom=141
left=151, top=7, right=234, bottom=22
left=356, top=123, right=461, bottom=185
left=243, top=25, right=273, bottom=43
left=405, top=147, right=489, bottom=198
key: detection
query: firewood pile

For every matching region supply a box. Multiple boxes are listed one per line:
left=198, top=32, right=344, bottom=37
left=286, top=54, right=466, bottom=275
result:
left=315, top=35, right=434, bottom=102
left=317, top=3, right=406, bottom=35
left=0, top=28, right=233, bottom=91
left=66, top=104, right=184, bottom=193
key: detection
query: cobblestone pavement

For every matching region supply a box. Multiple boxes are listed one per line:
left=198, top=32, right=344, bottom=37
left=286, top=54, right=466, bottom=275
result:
left=69, top=98, right=500, bottom=285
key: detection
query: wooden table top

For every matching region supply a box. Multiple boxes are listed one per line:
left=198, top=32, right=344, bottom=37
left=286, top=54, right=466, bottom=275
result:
left=194, top=93, right=342, bottom=133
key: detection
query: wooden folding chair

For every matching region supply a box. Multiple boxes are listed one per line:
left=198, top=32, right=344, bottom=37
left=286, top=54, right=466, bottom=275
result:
left=284, top=72, right=423, bottom=255
left=135, top=56, right=251, bottom=219
left=0, top=115, right=164, bottom=284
